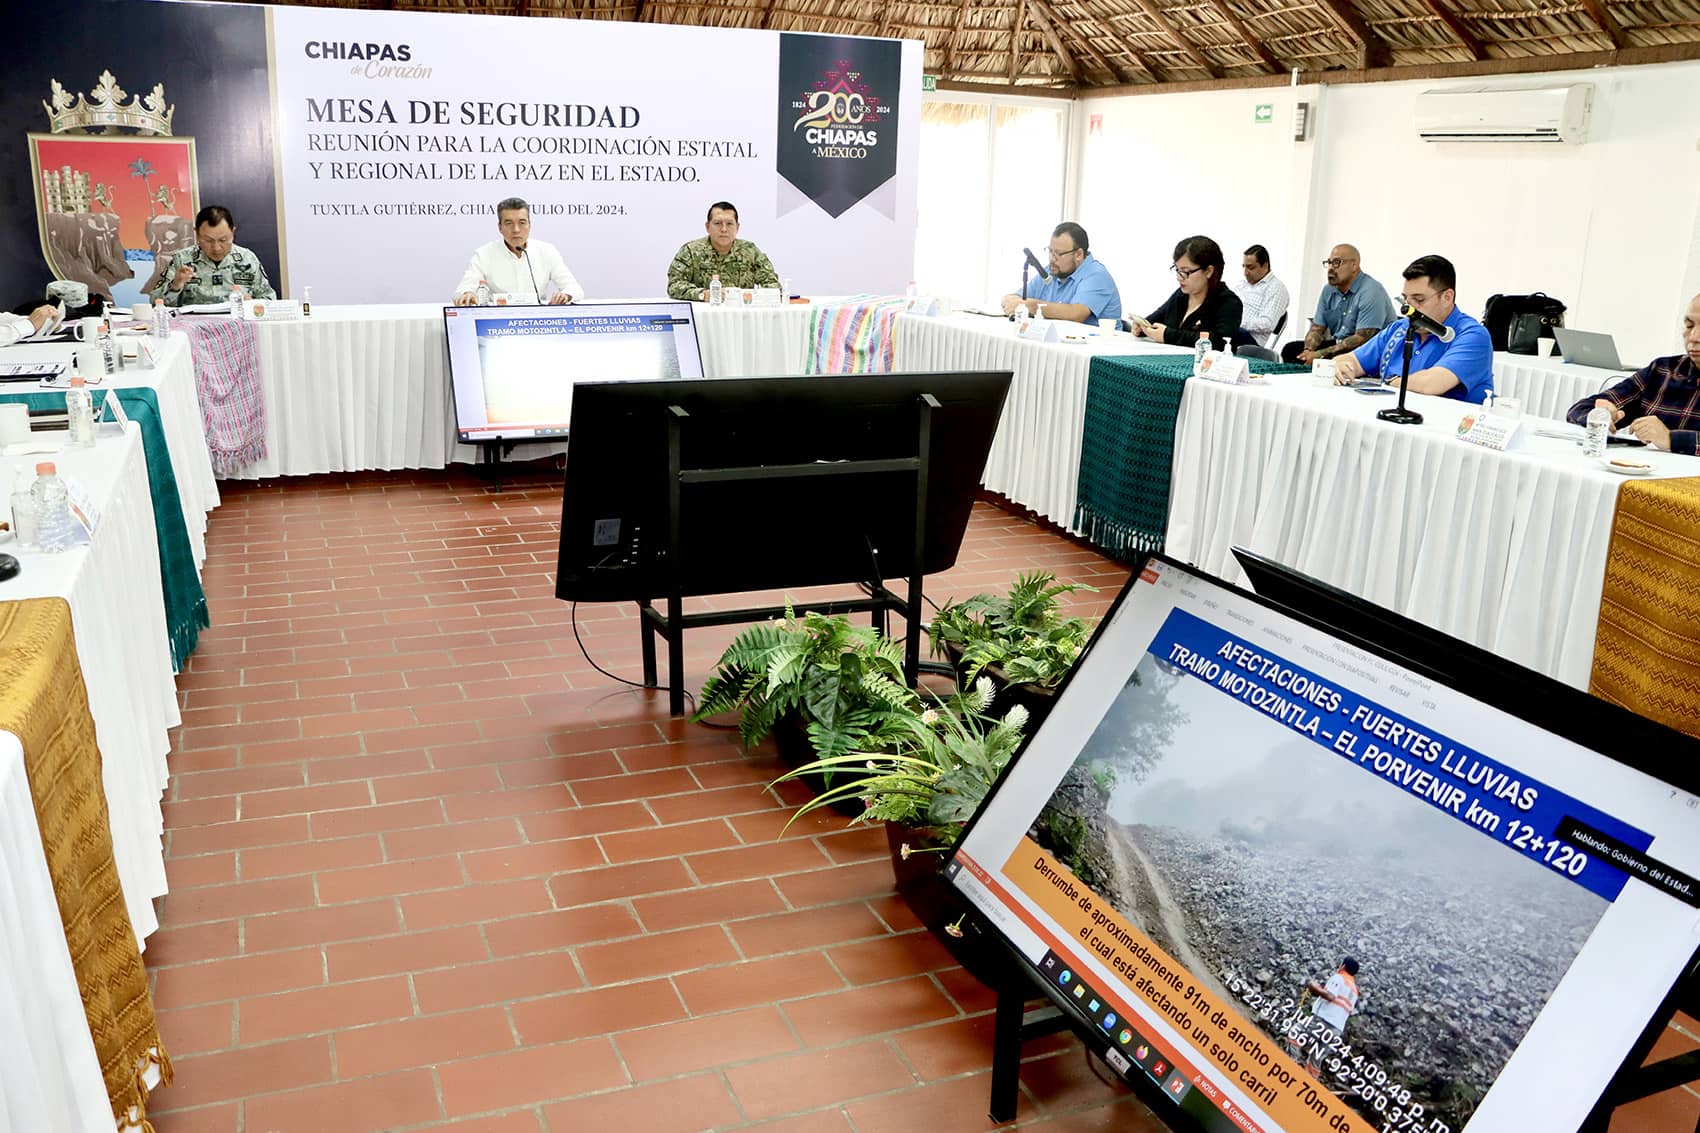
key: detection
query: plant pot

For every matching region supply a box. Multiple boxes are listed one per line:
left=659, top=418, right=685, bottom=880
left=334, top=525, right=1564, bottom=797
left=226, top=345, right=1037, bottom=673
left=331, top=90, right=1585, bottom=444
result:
left=885, top=821, right=1027, bottom=993
left=772, top=711, right=866, bottom=818
left=939, top=641, right=1059, bottom=731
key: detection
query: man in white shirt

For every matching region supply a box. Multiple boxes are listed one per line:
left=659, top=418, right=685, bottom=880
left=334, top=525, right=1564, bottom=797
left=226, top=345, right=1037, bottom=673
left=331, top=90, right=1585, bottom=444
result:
left=0, top=305, right=59, bottom=348
left=453, top=197, right=582, bottom=305
left=1234, top=244, right=1289, bottom=348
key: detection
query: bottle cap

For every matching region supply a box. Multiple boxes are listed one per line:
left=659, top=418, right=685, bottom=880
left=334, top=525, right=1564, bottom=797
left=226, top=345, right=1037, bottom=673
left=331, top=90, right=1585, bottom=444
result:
left=69, top=376, right=86, bottom=387
left=36, top=462, right=55, bottom=475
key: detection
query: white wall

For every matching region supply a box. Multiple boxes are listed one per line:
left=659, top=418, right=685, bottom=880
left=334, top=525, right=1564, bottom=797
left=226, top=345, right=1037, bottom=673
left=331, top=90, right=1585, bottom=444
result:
left=1075, top=61, right=1700, bottom=363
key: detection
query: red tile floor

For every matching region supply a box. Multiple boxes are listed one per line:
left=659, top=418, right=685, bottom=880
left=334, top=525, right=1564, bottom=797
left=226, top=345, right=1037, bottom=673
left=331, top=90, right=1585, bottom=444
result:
left=144, top=466, right=1699, bottom=1132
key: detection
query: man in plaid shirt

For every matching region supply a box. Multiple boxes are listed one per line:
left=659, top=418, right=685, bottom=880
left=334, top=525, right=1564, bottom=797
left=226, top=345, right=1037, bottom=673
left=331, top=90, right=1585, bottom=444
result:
left=1567, top=294, right=1700, bottom=455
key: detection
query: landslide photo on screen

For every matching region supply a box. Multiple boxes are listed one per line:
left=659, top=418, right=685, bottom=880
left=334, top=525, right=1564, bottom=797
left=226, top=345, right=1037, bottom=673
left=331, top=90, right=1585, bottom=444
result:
left=1027, top=653, right=1610, bottom=1131
left=474, top=320, right=684, bottom=425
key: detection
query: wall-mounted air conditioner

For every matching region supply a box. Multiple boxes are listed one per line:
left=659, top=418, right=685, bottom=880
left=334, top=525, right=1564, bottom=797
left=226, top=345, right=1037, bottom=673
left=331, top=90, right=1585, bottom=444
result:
left=1414, top=84, right=1593, bottom=144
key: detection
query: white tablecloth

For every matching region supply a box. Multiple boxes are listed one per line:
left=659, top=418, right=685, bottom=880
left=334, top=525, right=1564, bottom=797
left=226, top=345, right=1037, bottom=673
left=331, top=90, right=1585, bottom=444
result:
left=892, top=313, right=1189, bottom=530
left=2, top=427, right=176, bottom=941
left=1, top=334, right=218, bottom=569
left=1165, top=375, right=1696, bottom=689
left=227, top=300, right=821, bottom=479
left=1492, top=351, right=1628, bottom=422
left=0, top=731, right=114, bottom=1133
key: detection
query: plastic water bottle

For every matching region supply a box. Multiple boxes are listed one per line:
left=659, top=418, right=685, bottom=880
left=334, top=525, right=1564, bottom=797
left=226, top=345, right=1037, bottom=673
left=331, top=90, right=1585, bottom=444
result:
left=1031, top=302, right=1047, bottom=336
left=474, top=279, right=491, bottom=307
left=151, top=300, right=169, bottom=339
left=708, top=273, right=724, bottom=306
left=1583, top=404, right=1612, bottom=458
left=229, top=285, right=245, bottom=318
left=1193, top=332, right=1212, bottom=375
left=10, top=468, right=37, bottom=549
left=1015, top=303, right=1031, bottom=335
left=301, top=286, right=313, bottom=318
left=905, top=279, right=918, bottom=309
left=31, top=462, right=74, bottom=553
left=65, top=377, right=96, bottom=448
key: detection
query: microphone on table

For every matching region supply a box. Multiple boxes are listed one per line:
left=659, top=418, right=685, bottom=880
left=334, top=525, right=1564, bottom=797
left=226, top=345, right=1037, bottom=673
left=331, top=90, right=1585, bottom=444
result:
left=1023, top=247, right=1050, bottom=281
left=1401, top=302, right=1454, bottom=343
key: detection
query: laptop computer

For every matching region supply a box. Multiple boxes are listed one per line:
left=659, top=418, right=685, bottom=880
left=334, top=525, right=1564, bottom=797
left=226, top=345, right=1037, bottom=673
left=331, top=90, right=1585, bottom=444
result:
left=1553, top=326, right=1632, bottom=370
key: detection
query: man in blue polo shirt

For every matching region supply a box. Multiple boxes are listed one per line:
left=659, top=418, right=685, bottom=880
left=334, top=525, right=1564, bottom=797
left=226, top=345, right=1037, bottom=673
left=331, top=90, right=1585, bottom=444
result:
left=1282, top=243, right=1394, bottom=364
left=1000, top=222, right=1121, bottom=324
left=1333, top=254, right=1493, bottom=404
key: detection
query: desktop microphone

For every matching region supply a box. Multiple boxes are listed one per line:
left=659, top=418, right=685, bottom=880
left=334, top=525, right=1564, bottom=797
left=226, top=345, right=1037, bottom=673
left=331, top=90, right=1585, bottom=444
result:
left=1022, top=247, right=1050, bottom=281
left=1400, top=303, right=1454, bottom=343
left=523, top=247, right=541, bottom=301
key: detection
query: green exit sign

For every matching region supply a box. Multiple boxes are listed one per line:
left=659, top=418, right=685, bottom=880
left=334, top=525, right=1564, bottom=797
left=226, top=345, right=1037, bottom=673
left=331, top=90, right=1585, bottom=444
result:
left=1254, top=103, right=1274, bottom=123
left=923, top=74, right=938, bottom=92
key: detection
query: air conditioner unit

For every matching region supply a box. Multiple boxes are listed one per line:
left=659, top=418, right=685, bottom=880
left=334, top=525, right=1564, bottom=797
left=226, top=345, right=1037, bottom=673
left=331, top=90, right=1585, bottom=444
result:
left=1414, top=84, right=1593, bottom=143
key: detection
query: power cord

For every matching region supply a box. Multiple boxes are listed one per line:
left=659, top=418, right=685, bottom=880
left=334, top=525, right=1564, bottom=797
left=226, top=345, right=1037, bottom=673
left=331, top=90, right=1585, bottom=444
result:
left=569, top=600, right=697, bottom=716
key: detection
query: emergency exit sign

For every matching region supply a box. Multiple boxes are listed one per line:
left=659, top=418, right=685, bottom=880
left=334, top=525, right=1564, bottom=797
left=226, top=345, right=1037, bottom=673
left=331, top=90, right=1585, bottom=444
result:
left=1254, top=103, right=1274, bottom=123
left=923, top=74, right=938, bottom=92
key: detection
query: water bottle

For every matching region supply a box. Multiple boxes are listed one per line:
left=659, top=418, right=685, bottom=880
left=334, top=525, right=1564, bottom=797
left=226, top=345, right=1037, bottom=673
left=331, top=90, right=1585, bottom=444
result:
left=65, top=377, right=96, bottom=448
left=708, top=273, right=724, bottom=306
left=229, top=285, right=245, bottom=318
left=1193, top=332, right=1212, bottom=375
left=905, top=279, right=918, bottom=309
left=151, top=300, right=170, bottom=340
left=474, top=279, right=490, bottom=306
left=10, top=468, right=37, bottom=549
left=1583, top=404, right=1612, bottom=458
left=31, top=462, right=74, bottom=553
left=1015, top=303, right=1031, bottom=335
left=301, top=285, right=313, bottom=318
left=1031, top=303, right=1047, bottom=336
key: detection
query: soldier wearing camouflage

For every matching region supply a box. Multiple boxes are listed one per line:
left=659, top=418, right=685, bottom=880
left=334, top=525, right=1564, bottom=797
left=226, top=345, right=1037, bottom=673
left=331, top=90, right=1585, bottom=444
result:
left=151, top=205, right=276, bottom=307
left=666, top=202, right=780, bottom=301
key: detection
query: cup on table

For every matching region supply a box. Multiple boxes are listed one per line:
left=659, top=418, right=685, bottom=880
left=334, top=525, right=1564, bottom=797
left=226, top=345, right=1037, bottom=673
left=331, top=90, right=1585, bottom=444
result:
left=130, top=301, right=151, bottom=323
left=0, top=403, right=30, bottom=448
left=1099, top=317, right=1119, bottom=335
left=1312, top=358, right=1337, bottom=387
left=1537, top=337, right=1557, bottom=357
left=73, top=347, right=103, bottom=379
left=70, top=316, right=103, bottom=342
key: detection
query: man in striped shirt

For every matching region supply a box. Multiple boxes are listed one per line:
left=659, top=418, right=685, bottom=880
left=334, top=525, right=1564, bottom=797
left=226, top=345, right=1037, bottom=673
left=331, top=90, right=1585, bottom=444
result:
left=1567, top=293, right=1700, bottom=455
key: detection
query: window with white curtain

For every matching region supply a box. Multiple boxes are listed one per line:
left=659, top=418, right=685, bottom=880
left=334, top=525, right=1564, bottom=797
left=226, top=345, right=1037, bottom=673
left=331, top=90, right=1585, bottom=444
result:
left=915, top=98, right=1069, bottom=308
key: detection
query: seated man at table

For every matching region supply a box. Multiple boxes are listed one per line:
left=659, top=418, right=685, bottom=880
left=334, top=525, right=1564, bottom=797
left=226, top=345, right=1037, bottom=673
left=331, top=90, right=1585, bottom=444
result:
left=454, top=196, right=581, bottom=305
left=1332, top=254, right=1493, bottom=403
left=1564, top=292, right=1700, bottom=454
left=666, top=201, right=781, bottom=301
left=1234, top=244, right=1290, bottom=348
left=0, top=305, right=60, bottom=348
left=150, top=205, right=276, bottom=307
left=1282, top=243, right=1394, bottom=364
left=1132, top=235, right=1242, bottom=350
left=1000, top=222, right=1121, bottom=324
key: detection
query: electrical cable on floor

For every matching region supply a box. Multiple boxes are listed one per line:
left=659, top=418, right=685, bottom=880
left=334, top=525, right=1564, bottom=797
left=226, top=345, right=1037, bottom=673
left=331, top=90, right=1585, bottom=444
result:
left=570, top=600, right=696, bottom=716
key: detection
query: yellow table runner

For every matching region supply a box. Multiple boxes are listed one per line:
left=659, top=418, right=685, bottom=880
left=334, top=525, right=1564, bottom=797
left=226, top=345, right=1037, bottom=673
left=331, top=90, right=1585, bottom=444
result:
left=1591, top=477, right=1700, bottom=738
left=0, top=598, right=171, bottom=1129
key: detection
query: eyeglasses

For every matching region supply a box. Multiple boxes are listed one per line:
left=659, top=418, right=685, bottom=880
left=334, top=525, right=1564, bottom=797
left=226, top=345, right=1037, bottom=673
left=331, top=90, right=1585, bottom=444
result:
left=1049, top=246, right=1083, bottom=260
left=1172, top=264, right=1205, bottom=280
left=1322, top=258, right=1354, bottom=268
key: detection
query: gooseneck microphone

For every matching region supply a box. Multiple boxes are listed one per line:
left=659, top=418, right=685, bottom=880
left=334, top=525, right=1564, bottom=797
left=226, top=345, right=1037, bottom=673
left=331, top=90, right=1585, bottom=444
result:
left=522, top=246, right=541, bottom=301
left=1401, top=303, right=1454, bottom=343
left=1023, top=247, right=1050, bottom=282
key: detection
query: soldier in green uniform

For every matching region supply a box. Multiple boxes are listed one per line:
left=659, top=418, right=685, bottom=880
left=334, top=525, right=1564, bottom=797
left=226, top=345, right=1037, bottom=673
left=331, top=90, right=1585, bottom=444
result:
left=150, top=205, right=277, bottom=307
left=665, top=202, right=781, bottom=301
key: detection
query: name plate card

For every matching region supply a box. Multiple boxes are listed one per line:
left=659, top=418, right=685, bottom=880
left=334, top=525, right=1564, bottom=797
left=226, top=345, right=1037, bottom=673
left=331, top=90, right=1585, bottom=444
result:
left=101, top=389, right=131, bottom=430
left=64, top=475, right=98, bottom=537
left=1455, top=410, right=1526, bottom=452
left=1195, top=350, right=1250, bottom=384
left=241, top=299, right=304, bottom=321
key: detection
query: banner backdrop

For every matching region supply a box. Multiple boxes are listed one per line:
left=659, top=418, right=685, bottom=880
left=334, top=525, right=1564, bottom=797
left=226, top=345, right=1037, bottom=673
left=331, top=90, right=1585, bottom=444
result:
left=0, top=0, right=920, bottom=307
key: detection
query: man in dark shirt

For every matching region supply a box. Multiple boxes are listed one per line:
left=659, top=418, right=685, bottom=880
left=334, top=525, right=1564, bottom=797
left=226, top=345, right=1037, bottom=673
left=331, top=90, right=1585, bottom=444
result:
left=1565, top=293, right=1700, bottom=454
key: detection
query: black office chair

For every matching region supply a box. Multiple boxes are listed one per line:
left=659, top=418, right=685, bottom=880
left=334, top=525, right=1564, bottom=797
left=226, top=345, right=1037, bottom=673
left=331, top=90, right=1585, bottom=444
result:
left=1236, top=345, right=1278, bottom=361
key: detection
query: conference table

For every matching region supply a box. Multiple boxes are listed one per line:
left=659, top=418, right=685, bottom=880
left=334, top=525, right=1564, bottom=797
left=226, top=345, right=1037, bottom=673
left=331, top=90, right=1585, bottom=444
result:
left=1491, top=350, right=1628, bottom=421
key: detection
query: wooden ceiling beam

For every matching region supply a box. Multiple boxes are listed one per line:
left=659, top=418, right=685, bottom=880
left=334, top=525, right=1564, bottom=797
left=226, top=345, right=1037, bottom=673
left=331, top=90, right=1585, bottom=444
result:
left=759, top=0, right=782, bottom=29
left=1310, top=0, right=1390, bottom=68
left=1034, top=0, right=1144, bottom=83
left=943, top=0, right=977, bottom=78
left=1418, top=0, right=1486, bottom=60
left=1127, top=0, right=1223, bottom=78
left=1022, top=0, right=1083, bottom=82
left=1202, top=0, right=1283, bottom=73
left=1009, top=0, right=1029, bottom=84
left=1577, top=0, right=1628, bottom=49
left=632, top=0, right=646, bottom=21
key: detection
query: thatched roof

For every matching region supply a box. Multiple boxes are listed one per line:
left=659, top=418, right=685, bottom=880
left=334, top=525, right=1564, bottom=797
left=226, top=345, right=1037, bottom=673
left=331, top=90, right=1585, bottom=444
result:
left=258, top=0, right=1700, bottom=89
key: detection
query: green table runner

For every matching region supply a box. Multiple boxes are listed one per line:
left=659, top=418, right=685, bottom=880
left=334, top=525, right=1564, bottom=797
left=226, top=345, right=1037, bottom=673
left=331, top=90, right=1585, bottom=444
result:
left=1, top=387, right=209, bottom=670
left=1074, top=357, right=1307, bottom=559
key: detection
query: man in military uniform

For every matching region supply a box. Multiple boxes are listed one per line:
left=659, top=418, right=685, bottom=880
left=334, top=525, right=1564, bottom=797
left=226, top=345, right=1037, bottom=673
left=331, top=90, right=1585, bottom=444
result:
left=150, top=205, right=276, bottom=307
left=666, top=202, right=781, bottom=301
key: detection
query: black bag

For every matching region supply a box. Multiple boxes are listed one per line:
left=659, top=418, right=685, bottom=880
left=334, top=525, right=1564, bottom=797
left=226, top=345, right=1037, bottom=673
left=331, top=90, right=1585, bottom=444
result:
left=1506, top=312, right=1547, bottom=355
left=1482, top=292, right=1566, bottom=353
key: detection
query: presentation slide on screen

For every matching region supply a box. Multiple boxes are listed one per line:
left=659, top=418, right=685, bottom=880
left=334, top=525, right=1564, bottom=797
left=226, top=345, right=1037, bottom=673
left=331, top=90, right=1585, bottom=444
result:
left=443, top=302, right=702, bottom=440
left=952, top=559, right=1700, bottom=1133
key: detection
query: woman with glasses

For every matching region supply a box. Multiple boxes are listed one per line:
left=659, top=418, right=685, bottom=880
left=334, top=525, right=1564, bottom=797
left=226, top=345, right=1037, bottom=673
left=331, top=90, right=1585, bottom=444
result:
left=1132, top=236, right=1243, bottom=352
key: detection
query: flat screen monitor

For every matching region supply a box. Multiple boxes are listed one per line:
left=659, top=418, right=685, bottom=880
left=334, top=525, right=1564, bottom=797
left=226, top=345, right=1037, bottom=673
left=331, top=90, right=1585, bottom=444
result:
left=442, top=301, right=704, bottom=442
left=949, top=553, right=1700, bottom=1133
left=554, top=370, right=1011, bottom=603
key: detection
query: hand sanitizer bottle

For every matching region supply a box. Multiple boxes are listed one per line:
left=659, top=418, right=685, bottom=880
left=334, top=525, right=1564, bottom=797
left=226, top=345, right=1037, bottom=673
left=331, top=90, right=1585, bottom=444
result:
left=301, top=286, right=313, bottom=318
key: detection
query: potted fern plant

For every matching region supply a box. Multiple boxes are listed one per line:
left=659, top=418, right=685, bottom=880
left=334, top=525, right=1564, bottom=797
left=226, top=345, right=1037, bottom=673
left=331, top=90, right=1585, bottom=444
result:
left=692, top=604, right=918, bottom=812
left=927, top=570, right=1097, bottom=726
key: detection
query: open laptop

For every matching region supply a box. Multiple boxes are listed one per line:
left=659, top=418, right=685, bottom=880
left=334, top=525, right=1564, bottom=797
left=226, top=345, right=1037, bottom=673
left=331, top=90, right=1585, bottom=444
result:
left=1553, top=326, right=1633, bottom=370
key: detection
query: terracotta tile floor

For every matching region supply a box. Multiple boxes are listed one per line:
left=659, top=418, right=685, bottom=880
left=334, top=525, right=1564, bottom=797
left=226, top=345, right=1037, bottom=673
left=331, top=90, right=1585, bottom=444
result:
left=144, top=466, right=1698, bottom=1132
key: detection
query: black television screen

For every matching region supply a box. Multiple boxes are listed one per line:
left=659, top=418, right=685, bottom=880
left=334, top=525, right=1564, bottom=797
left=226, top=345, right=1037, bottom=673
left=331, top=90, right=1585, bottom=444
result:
left=949, top=554, right=1700, bottom=1133
left=443, top=301, right=704, bottom=442
left=554, top=370, right=1011, bottom=603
